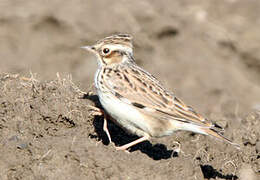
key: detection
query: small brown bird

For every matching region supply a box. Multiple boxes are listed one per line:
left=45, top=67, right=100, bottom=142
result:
left=82, top=34, right=239, bottom=151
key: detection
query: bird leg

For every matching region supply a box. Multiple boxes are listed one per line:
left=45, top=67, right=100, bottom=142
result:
left=88, top=105, right=112, bottom=144
left=103, top=115, right=112, bottom=143
left=115, top=136, right=149, bottom=151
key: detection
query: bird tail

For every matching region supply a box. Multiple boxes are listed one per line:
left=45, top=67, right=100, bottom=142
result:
left=201, top=126, right=240, bottom=149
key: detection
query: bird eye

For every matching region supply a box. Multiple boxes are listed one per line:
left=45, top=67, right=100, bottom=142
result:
left=102, top=48, right=110, bottom=54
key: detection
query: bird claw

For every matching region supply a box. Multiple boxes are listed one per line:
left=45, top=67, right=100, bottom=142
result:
left=172, top=141, right=181, bottom=155
left=115, top=145, right=130, bottom=153
left=87, top=105, right=103, bottom=116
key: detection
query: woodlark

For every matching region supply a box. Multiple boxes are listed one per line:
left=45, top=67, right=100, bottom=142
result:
left=82, top=34, right=239, bottom=151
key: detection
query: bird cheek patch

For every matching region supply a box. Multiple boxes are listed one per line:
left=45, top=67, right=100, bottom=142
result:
left=103, top=52, right=123, bottom=65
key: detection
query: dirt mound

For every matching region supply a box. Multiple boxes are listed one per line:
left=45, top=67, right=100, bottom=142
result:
left=0, top=74, right=259, bottom=179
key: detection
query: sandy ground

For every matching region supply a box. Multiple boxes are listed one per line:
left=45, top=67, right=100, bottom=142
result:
left=0, top=0, right=260, bottom=179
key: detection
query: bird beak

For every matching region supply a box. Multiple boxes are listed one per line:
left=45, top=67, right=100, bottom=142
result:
left=80, top=45, right=96, bottom=53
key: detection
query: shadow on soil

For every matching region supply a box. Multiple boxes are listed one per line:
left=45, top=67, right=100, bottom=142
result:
left=200, top=165, right=238, bottom=180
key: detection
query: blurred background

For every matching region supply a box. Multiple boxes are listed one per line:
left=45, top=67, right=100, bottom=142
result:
left=1, top=1, right=260, bottom=179
left=1, top=0, right=260, bottom=116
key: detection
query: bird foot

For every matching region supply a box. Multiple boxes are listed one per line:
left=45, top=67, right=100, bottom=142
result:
left=87, top=105, right=104, bottom=116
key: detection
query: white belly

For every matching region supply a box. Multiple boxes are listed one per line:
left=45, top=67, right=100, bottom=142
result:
left=97, top=90, right=149, bottom=136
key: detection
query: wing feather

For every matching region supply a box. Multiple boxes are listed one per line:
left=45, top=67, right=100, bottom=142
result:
left=102, top=65, right=212, bottom=127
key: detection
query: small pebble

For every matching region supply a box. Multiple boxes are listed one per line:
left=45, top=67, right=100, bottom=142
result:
left=17, top=143, right=28, bottom=149
left=249, top=134, right=257, bottom=145
left=256, top=141, right=260, bottom=153
left=239, top=163, right=257, bottom=180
